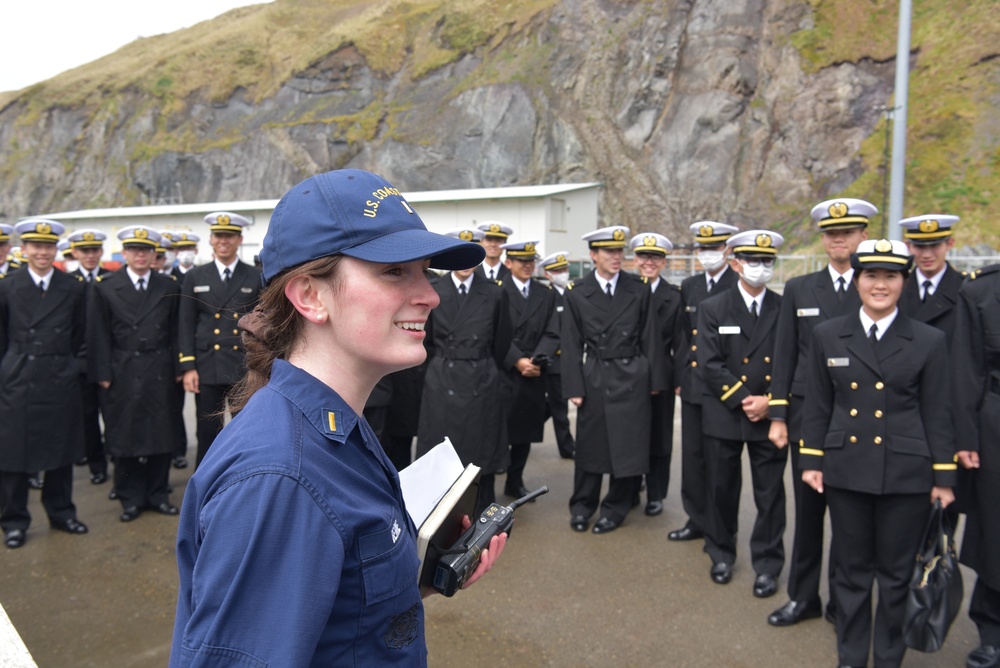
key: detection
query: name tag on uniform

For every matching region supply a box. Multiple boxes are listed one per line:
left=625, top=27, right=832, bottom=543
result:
left=797, top=308, right=820, bottom=317
left=556, top=305, right=564, bottom=312
left=193, top=285, right=210, bottom=293
left=827, top=357, right=850, bottom=367
left=719, top=326, right=741, bottom=335
left=240, top=287, right=253, bottom=294
left=685, top=306, right=697, bottom=313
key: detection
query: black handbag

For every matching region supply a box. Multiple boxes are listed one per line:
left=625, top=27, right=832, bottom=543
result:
left=903, top=500, right=964, bottom=652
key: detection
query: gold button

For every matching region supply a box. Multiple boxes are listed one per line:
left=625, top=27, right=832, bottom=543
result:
left=740, top=375, right=748, bottom=382
left=232, top=312, right=239, bottom=318
left=875, top=381, right=884, bottom=390
left=233, top=345, right=239, bottom=351
left=213, top=328, right=220, bottom=335
left=691, top=345, right=697, bottom=352
left=215, top=313, right=221, bottom=319
left=765, top=375, right=771, bottom=382
left=874, top=436, right=883, bottom=445
left=850, top=436, right=858, bottom=443
left=875, top=410, right=883, bottom=418
left=743, top=357, right=750, bottom=364
left=850, top=408, right=858, bottom=417
left=233, top=329, right=239, bottom=335
left=691, top=361, right=698, bottom=368
left=213, top=344, right=220, bottom=350
left=722, top=385, right=730, bottom=391
left=850, top=382, right=858, bottom=389
left=764, top=356, right=771, bottom=363
left=692, top=329, right=698, bottom=336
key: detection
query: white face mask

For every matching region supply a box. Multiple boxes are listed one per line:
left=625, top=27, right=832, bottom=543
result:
left=740, top=263, right=774, bottom=288
left=177, top=250, right=196, bottom=267
left=63, top=259, right=80, bottom=274
left=697, top=249, right=727, bottom=273
left=163, top=250, right=177, bottom=265
left=548, top=271, right=570, bottom=288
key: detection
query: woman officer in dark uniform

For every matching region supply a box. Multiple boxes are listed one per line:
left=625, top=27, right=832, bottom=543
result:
left=799, top=238, right=957, bottom=668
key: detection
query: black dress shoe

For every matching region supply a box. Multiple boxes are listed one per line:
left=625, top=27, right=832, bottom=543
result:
left=50, top=518, right=88, bottom=534
left=710, top=562, right=732, bottom=584
left=27, top=476, right=43, bottom=490
left=558, top=449, right=575, bottom=460
left=150, top=502, right=179, bottom=516
left=120, top=507, right=142, bottom=522
left=753, top=573, right=778, bottom=598
left=644, top=500, right=664, bottom=516
left=108, top=487, right=119, bottom=500
left=570, top=515, right=588, bottom=532
left=4, top=529, right=26, bottom=549
left=172, top=456, right=189, bottom=469
left=968, top=644, right=1000, bottom=668
left=767, top=599, right=822, bottom=626
left=592, top=517, right=620, bottom=534
left=668, top=525, right=704, bottom=541
left=504, top=485, right=533, bottom=501
left=90, top=472, right=108, bottom=485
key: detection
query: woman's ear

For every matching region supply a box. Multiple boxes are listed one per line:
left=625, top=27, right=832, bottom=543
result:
left=284, top=275, right=328, bottom=324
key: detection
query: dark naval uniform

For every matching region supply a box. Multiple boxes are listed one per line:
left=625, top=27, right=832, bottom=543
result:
left=645, top=277, right=683, bottom=506
left=501, top=276, right=559, bottom=496
left=475, top=262, right=510, bottom=283
left=0, top=268, right=87, bottom=531
left=416, top=273, right=513, bottom=511
left=899, top=263, right=964, bottom=342
left=178, top=260, right=262, bottom=464
left=768, top=267, right=859, bottom=610
left=697, top=282, right=786, bottom=575
left=89, top=269, right=183, bottom=512
left=800, top=311, right=956, bottom=667
left=74, top=266, right=113, bottom=482
left=953, top=265, right=1000, bottom=660
left=562, top=271, right=666, bottom=524
left=675, top=265, right=738, bottom=535
left=545, top=285, right=575, bottom=459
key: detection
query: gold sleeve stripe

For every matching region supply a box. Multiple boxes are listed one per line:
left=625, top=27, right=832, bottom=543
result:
left=799, top=448, right=825, bottom=457
left=720, top=381, right=744, bottom=402
left=932, top=463, right=958, bottom=471
left=768, top=399, right=790, bottom=406
left=179, top=356, right=196, bottom=363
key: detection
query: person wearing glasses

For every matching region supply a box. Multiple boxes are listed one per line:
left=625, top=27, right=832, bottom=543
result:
left=629, top=232, right=683, bottom=517
left=800, top=239, right=956, bottom=668
left=696, top=230, right=786, bottom=597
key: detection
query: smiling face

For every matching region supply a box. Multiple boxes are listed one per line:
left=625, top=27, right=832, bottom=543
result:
left=856, top=267, right=904, bottom=320
left=210, top=232, right=242, bottom=264
left=906, top=238, right=953, bottom=278
left=23, top=241, right=56, bottom=274
left=505, top=256, right=536, bottom=282
left=322, top=257, right=440, bottom=379
left=481, top=236, right=504, bottom=263
left=590, top=247, right=623, bottom=280
left=634, top=251, right=666, bottom=279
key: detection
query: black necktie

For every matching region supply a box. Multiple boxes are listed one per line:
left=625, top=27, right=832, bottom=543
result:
left=223, top=267, right=231, bottom=285
left=39, top=280, right=46, bottom=294
left=750, top=301, right=758, bottom=320
left=708, top=278, right=716, bottom=293
left=458, top=283, right=467, bottom=297
left=137, top=277, right=146, bottom=293
left=522, top=285, right=529, bottom=299
left=836, top=276, right=846, bottom=302
left=921, top=280, right=932, bottom=303
left=605, top=282, right=613, bottom=298
left=868, top=323, right=878, bottom=347
left=488, top=268, right=495, bottom=281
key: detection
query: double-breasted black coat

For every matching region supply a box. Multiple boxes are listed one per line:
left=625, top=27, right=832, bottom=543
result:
left=799, top=312, right=957, bottom=494
left=502, top=278, right=559, bottom=444
left=561, top=271, right=666, bottom=477
left=650, top=279, right=683, bottom=456
left=177, top=261, right=262, bottom=386
left=953, top=264, right=1000, bottom=587
left=416, top=274, right=513, bottom=473
left=696, top=283, right=781, bottom=442
left=677, top=266, right=738, bottom=404
left=88, top=270, right=183, bottom=458
left=0, top=269, right=86, bottom=471
left=899, top=263, right=964, bottom=343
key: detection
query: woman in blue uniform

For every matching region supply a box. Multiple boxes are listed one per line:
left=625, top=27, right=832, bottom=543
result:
left=799, top=239, right=956, bottom=668
left=170, top=169, right=505, bottom=667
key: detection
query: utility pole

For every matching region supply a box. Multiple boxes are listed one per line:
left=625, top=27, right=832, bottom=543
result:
left=887, top=0, right=912, bottom=241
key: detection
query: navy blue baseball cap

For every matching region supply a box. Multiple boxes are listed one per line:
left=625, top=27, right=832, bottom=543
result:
left=259, top=169, right=485, bottom=286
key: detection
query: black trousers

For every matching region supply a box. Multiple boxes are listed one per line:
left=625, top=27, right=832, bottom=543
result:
left=0, top=466, right=77, bottom=531
left=645, top=391, right=676, bottom=502
left=171, top=381, right=188, bottom=459
left=826, top=487, right=929, bottom=668
left=80, top=376, right=107, bottom=476
left=678, top=399, right=715, bottom=531
left=114, top=454, right=172, bottom=510
left=971, top=576, right=1000, bottom=647
left=785, top=398, right=835, bottom=604
left=505, top=443, right=530, bottom=492
left=545, top=373, right=575, bottom=458
left=569, top=469, right=640, bottom=524
left=703, top=435, right=787, bottom=575
left=195, top=383, right=234, bottom=466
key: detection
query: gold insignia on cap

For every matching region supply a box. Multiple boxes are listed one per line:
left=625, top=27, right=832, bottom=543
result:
left=180, top=233, right=189, bottom=240
left=874, top=239, right=893, bottom=253
left=459, top=230, right=474, bottom=241
left=612, top=229, right=626, bottom=241
left=525, top=242, right=535, bottom=253
left=135, top=228, right=149, bottom=240
left=756, top=234, right=773, bottom=248
left=556, top=254, right=566, bottom=263
left=36, top=222, right=52, bottom=235
left=644, top=235, right=657, bottom=247
left=218, top=214, right=231, bottom=226
left=83, top=232, right=95, bottom=241
left=699, top=225, right=714, bottom=237
left=489, top=223, right=501, bottom=233
left=919, top=220, right=939, bottom=233
left=828, top=202, right=849, bottom=219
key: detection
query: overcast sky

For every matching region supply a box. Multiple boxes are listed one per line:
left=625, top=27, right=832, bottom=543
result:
left=1, top=1, right=270, bottom=93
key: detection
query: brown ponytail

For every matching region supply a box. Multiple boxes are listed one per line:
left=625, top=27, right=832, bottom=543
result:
left=228, top=255, right=343, bottom=412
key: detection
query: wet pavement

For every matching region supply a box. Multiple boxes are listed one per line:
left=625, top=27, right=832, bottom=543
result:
left=0, top=396, right=980, bottom=666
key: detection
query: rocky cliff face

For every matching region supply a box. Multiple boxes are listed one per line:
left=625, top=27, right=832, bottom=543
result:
left=0, top=0, right=996, bottom=247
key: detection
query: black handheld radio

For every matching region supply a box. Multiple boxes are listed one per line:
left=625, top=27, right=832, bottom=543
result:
left=432, top=485, right=548, bottom=596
